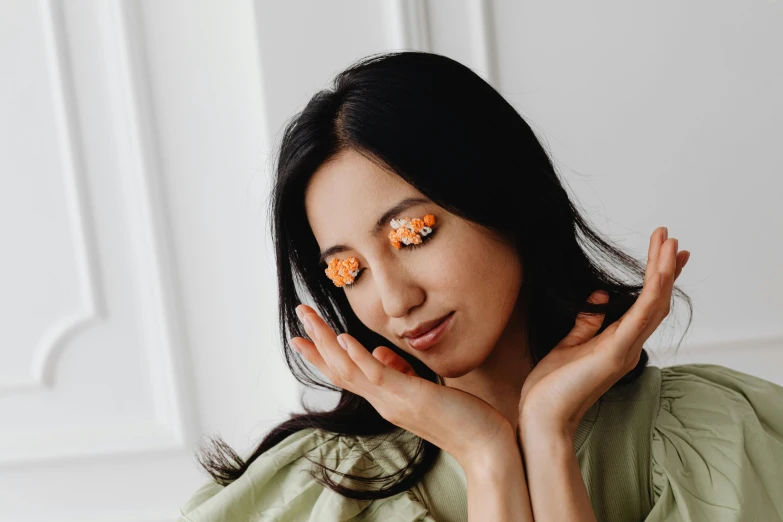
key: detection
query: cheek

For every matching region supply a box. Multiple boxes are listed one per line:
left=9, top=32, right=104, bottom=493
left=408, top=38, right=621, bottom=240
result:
left=345, top=292, right=384, bottom=333
left=450, top=243, right=522, bottom=315
left=417, top=239, right=471, bottom=287
left=435, top=242, right=508, bottom=290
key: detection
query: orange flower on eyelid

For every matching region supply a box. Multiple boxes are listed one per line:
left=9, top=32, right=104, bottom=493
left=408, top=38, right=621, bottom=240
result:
left=409, top=218, right=425, bottom=229
left=389, top=214, right=436, bottom=249
left=325, top=256, right=360, bottom=287
left=324, top=214, right=436, bottom=285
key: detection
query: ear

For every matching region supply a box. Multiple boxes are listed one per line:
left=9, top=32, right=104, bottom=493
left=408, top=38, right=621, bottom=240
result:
left=372, top=346, right=419, bottom=377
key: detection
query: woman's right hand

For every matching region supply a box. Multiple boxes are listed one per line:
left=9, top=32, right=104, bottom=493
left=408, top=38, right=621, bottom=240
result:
left=291, top=304, right=515, bottom=468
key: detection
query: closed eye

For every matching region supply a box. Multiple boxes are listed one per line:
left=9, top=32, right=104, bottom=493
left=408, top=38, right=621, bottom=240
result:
left=398, top=226, right=436, bottom=251
left=342, top=268, right=365, bottom=288
left=342, top=228, right=436, bottom=289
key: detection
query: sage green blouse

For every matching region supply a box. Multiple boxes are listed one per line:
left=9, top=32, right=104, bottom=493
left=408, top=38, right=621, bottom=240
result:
left=178, top=364, right=783, bottom=521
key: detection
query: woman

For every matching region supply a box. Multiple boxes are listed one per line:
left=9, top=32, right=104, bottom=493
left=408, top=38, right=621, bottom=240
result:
left=178, top=51, right=783, bottom=521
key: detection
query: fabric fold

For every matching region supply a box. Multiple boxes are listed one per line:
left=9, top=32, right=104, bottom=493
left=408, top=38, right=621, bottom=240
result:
left=645, top=364, right=783, bottom=521
left=178, top=427, right=435, bottom=522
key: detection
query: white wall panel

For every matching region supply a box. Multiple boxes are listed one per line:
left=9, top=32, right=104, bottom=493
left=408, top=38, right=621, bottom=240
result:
left=1, top=1, right=198, bottom=520
left=0, top=0, right=190, bottom=458
left=2, top=0, right=780, bottom=520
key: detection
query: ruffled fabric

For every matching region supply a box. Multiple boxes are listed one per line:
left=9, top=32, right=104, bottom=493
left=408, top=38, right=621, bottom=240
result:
left=178, top=427, right=435, bottom=522
left=178, top=364, right=783, bottom=521
left=646, top=364, right=783, bottom=521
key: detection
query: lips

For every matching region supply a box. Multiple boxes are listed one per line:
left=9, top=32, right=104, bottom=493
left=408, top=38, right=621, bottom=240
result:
left=401, top=312, right=453, bottom=339
left=404, top=312, right=455, bottom=351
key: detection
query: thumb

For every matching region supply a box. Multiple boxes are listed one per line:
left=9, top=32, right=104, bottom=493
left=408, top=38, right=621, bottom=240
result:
left=372, top=346, right=418, bottom=377
left=559, top=290, right=610, bottom=348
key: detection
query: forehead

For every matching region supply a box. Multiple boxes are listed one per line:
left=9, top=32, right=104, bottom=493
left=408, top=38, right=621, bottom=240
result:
left=305, top=149, right=422, bottom=244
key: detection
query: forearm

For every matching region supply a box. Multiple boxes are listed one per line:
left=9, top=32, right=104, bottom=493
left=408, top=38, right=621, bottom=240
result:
left=520, top=425, right=596, bottom=522
left=460, top=428, right=534, bottom=522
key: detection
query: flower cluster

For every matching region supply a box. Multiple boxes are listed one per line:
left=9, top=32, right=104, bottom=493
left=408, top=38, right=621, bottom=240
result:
left=388, top=214, right=435, bottom=249
left=324, top=256, right=360, bottom=287
left=324, top=214, right=436, bottom=287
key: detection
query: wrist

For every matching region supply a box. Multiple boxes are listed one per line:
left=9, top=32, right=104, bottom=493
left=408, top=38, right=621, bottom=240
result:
left=461, top=423, right=534, bottom=522
left=462, top=440, right=527, bottom=498
left=519, top=420, right=596, bottom=522
left=521, top=426, right=574, bottom=459
left=457, top=421, right=519, bottom=473
left=518, top=409, right=576, bottom=448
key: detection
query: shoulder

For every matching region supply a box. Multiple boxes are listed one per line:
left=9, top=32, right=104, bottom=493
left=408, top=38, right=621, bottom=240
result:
left=178, top=427, right=435, bottom=522
left=646, top=363, right=783, bottom=521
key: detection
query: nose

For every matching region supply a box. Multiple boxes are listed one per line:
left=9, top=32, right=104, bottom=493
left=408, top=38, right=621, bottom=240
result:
left=373, top=261, right=425, bottom=319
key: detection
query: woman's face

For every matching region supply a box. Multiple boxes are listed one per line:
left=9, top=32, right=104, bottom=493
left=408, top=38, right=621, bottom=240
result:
left=304, top=149, right=525, bottom=378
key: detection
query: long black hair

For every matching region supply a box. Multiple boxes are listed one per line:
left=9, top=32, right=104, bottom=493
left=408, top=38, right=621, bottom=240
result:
left=195, top=50, right=692, bottom=501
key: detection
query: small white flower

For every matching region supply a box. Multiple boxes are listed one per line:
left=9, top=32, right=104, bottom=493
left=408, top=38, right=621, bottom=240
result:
left=420, top=226, right=432, bottom=235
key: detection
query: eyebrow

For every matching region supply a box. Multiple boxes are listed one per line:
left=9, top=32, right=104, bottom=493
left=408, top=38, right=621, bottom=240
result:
left=317, top=196, right=431, bottom=265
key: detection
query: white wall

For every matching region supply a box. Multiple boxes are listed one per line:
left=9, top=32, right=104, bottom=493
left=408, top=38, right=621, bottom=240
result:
left=489, top=0, right=783, bottom=378
left=1, top=0, right=780, bottom=520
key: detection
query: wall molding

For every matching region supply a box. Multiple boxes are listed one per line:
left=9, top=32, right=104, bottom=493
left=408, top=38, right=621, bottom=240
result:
left=466, top=0, right=498, bottom=88
left=651, top=334, right=783, bottom=357
left=0, top=0, right=197, bottom=466
left=102, top=0, right=198, bottom=449
left=386, top=0, right=431, bottom=52
left=0, top=0, right=108, bottom=394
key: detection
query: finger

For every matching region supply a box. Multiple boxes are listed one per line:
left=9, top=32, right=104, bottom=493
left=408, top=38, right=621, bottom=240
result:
left=337, top=334, right=414, bottom=387
left=291, top=336, right=351, bottom=387
left=343, top=336, right=434, bottom=429
left=652, top=238, right=679, bottom=324
left=291, top=336, right=328, bottom=369
left=657, top=238, right=678, bottom=309
left=559, top=289, right=610, bottom=348
left=630, top=238, right=682, bottom=348
left=297, top=305, right=371, bottom=390
left=372, top=346, right=419, bottom=377
left=601, top=239, right=688, bottom=372
left=644, top=227, right=668, bottom=285
left=612, top=271, right=664, bottom=356
left=674, top=250, right=690, bottom=280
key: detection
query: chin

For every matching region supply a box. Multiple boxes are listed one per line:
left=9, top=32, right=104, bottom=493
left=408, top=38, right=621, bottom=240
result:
left=431, top=344, right=493, bottom=379
left=431, top=358, right=482, bottom=379
left=437, top=367, right=472, bottom=379
left=407, top=334, right=493, bottom=379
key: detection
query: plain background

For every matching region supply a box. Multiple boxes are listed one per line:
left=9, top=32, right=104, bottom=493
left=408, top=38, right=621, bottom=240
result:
left=1, top=0, right=781, bottom=520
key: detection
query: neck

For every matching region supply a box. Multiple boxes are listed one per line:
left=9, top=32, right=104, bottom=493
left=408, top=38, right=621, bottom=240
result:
left=443, top=297, right=532, bottom=433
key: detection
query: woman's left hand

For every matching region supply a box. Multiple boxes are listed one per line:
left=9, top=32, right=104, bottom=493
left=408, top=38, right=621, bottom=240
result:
left=517, top=227, right=690, bottom=441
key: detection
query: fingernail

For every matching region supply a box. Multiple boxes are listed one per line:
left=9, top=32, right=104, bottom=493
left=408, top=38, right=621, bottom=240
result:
left=662, top=227, right=668, bottom=241
left=290, top=339, right=301, bottom=353
left=337, top=336, right=348, bottom=351
left=295, top=306, right=304, bottom=321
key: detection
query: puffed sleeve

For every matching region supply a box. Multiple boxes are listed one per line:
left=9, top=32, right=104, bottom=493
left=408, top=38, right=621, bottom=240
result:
left=645, top=364, right=783, bottom=521
left=178, top=427, right=436, bottom=522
